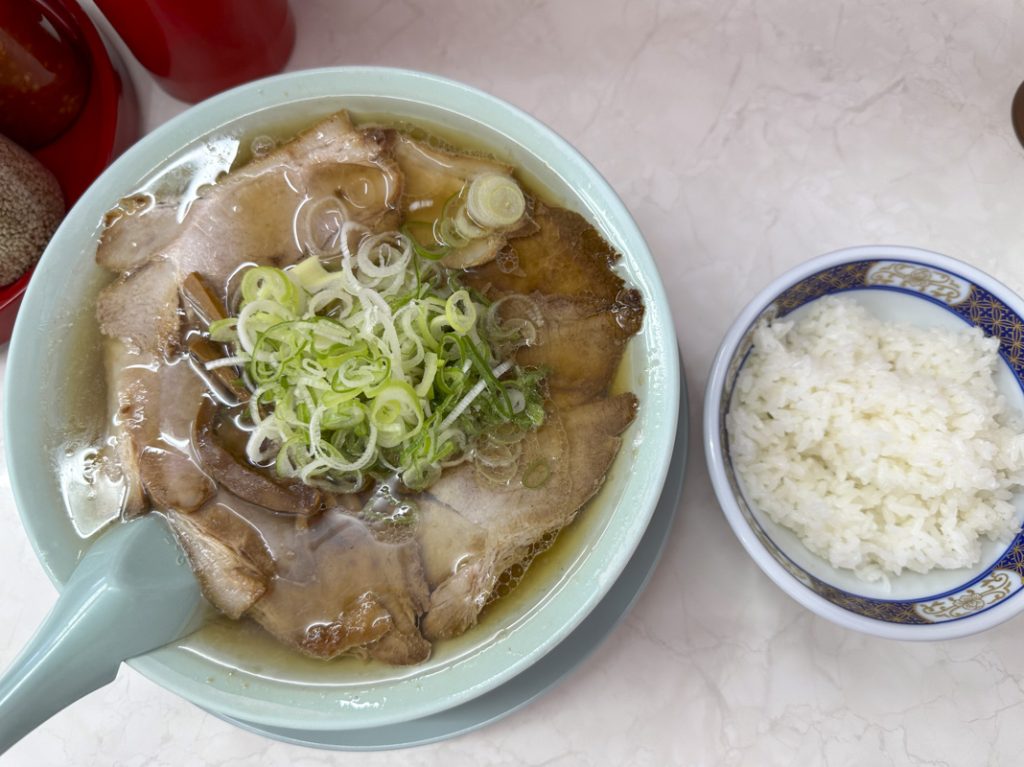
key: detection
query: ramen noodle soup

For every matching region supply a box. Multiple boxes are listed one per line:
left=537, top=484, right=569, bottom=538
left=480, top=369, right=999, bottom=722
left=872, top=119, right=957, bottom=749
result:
left=87, top=111, right=643, bottom=664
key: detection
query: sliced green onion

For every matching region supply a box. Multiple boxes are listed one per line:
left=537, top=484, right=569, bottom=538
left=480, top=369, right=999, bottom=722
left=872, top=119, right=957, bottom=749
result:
left=371, top=381, right=424, bottom=449
left=415, top=352, right=439, bottom=397
left=242, top=266, right=302, bottom=313
left=208, top=317, right=238, bottom=343
left=437, top=194, right=472, bottom=249
left=522, top=458, right=552, bottom=489
left=453, top=205, right=487, bottom=241
left=291, top=255, right=339, bottom=293
left=465, top=173, right=525, bottom=230
left=203, top=230, right=546, bottom=491
left=445, top=290, right=477, bottom=336
left=401, top=224, right=449, bottom=261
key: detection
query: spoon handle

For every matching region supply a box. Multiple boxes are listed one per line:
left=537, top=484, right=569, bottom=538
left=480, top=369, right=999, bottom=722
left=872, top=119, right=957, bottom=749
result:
left=0, top=577, right=125, bottom=752
left=0, top=515, right=203, bottom=754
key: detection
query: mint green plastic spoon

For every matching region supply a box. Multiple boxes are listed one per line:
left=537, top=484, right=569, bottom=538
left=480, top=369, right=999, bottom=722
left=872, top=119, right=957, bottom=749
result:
left=0, top=514, right=204, bottom=754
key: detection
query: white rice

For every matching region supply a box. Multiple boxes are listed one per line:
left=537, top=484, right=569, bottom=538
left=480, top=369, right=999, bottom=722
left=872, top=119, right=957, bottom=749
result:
left=727, top=295, right=1024, bottom=583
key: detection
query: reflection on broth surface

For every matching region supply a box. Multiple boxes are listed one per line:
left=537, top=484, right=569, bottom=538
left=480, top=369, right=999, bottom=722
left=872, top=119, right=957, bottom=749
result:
left=80, top=110, right=643, bottom=666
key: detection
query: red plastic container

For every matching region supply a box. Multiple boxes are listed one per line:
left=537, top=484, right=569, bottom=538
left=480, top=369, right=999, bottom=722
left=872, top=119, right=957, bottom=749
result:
left=0, top=0, right=138, bottom=344
left=92, top=0, right=295, bottom=103
left=0, top=0, right=91, bottom=149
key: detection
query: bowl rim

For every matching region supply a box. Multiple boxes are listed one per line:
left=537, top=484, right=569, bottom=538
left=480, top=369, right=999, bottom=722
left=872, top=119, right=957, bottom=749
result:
left=4, top=66, right=680, bottom=728
left=704, top=244, right=1024, bottom=640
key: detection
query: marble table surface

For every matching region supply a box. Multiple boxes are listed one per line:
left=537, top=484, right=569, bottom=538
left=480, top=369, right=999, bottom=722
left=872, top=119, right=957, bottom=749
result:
left=3, top=0, right=1024, bottom=764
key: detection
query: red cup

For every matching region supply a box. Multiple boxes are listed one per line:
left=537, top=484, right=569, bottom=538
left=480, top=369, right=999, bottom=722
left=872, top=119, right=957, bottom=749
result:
left=92, top=0, right=295, bottom=103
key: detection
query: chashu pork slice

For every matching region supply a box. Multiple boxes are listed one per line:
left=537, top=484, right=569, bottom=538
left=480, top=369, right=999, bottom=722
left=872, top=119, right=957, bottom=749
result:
left=104, top=339, right=216, bottom=518
left=465, top=201, right=628, bottom=304
left=416, top=392, right=638, bottom=641
left=503, top=293, right=643, bottom=408
left=168, top=496, right=432, bottom=664
left=97, top=110, right=403, bottom=356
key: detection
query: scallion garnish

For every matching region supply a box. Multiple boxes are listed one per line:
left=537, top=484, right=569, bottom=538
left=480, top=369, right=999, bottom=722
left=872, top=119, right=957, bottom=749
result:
left=206, top=223, right=545, bottom=492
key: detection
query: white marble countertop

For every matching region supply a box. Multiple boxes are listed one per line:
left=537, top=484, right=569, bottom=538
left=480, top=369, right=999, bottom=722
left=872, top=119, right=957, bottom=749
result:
left=4, top=0, right=1024, bottom=764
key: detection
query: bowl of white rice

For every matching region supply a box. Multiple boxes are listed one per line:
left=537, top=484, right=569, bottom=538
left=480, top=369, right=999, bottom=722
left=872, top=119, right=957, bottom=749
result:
left=705, top=245, right=1024, bottom=639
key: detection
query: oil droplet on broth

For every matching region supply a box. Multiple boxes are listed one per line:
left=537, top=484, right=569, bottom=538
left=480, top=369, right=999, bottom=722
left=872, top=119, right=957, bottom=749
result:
left=56, top=444, right=124, bottom=538
left=249, top=134, right=276, bottom=158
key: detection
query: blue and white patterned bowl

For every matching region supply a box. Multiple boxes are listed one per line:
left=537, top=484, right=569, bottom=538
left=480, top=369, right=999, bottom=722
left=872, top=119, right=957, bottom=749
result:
left=705, top=245, right=1024, bottom=639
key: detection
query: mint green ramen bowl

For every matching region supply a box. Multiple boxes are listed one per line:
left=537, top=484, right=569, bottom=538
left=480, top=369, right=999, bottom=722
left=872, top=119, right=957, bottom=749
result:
left=3, top=68, right=680, bottom=731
